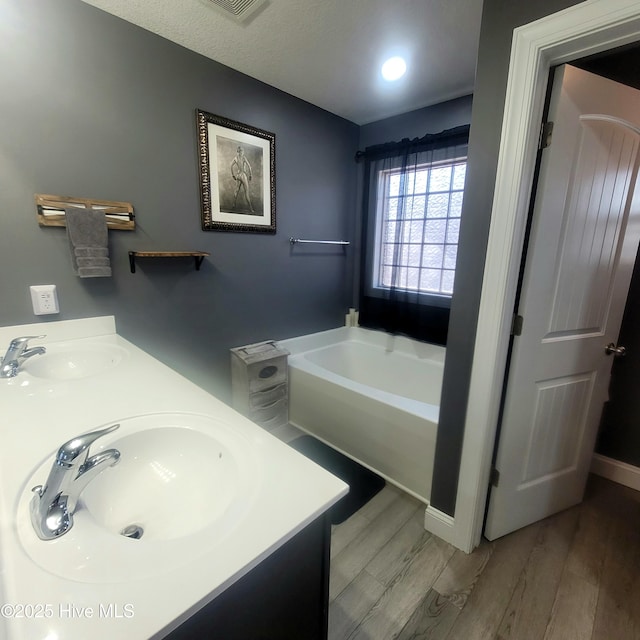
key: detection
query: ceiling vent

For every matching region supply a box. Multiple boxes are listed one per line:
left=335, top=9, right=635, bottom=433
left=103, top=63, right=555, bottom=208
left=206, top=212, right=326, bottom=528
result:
left=202, top=0, right=268, bottom=22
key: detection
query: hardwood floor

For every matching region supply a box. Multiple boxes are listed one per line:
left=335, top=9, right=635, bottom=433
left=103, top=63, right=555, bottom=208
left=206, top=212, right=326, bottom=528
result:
left=327, top=475, right=640, bottom=640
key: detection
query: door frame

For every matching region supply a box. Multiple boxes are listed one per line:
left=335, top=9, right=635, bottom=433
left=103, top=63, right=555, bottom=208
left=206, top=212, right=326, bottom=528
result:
left=425, top=0, right=640, bottom=553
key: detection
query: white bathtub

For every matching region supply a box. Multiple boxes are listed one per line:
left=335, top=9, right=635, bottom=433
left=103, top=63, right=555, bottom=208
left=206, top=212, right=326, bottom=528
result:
left=279, top=327, right=445, bottom=503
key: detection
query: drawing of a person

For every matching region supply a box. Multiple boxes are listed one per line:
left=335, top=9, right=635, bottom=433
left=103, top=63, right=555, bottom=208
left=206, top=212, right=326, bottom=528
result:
left=231, top=146, right=254, bottom=212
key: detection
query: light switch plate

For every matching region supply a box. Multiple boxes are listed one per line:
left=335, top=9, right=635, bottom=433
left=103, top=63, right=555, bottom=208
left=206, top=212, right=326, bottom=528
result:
left=30, top=285, right=60, bottom=315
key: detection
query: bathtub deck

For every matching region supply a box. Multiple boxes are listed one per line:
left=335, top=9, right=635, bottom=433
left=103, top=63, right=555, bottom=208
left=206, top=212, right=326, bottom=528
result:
left=325, top=473, right=640, bottom=640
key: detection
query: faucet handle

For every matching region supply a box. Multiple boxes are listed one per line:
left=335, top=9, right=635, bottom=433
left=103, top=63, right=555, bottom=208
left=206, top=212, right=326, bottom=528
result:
left=56, top=424, right=120, bottom=466
left=9, top=335, right=46, bottom=347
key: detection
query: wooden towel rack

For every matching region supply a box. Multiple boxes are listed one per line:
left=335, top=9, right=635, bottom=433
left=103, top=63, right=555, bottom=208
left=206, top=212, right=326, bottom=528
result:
left=35, top=194, right=135, bottom=231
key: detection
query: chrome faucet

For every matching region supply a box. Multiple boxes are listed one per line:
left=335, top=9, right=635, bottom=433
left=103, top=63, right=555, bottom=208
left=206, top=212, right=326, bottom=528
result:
left=0, top=335, right=47, bottom=378
left=30, top=424, right=121, bottom=540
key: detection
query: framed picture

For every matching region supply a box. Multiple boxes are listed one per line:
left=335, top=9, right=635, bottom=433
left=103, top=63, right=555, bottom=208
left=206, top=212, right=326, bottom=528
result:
left=196, top=109, right=276, bottom=233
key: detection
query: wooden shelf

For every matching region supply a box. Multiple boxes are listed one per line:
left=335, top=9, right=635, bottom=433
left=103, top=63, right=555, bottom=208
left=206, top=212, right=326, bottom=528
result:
left=128, top=251, right=209, bottom=273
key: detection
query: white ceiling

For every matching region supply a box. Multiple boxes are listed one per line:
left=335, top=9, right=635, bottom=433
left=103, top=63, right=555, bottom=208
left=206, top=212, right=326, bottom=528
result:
left=80, top=0, right=483, bottom=125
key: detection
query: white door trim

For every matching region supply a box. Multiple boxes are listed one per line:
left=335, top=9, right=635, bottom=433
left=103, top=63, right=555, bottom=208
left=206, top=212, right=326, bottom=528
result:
left=424, top=0, right=640, bottom=553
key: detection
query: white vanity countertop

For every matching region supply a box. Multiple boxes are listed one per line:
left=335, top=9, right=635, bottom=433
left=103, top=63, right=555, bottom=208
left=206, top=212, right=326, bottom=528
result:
left=0, top=317, right=348, bottom=640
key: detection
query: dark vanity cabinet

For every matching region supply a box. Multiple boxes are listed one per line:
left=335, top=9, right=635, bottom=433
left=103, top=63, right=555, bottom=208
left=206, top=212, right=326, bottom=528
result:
left=163, top=514, right=331, bottom=640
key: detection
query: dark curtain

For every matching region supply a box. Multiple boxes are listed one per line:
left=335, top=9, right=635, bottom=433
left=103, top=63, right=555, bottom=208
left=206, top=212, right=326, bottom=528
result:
left=357, top=125, right=469, bottom=345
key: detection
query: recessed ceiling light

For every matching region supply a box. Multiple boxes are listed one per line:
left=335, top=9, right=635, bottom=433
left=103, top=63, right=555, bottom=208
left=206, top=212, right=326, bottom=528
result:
left=381, top=56, right=407, bottom=81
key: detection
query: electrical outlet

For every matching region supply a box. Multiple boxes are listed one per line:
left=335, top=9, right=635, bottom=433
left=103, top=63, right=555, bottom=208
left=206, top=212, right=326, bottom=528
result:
left=30, top=285, right=60, bottom=315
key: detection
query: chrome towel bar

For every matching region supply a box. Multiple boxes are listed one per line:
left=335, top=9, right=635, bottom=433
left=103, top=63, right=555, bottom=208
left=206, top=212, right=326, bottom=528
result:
left=289, top=237, right=350, bottom=246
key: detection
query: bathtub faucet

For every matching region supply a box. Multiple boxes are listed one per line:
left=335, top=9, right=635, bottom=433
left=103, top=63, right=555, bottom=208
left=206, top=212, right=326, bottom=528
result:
left=0, top=335, right=46, bottom=378
left=30, top=424, right=121, bottom=540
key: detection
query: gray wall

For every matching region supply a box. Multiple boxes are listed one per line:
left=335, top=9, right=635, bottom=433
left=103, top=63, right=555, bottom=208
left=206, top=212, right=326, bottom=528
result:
left=430, top=0, right=585, bottom=515
left=0, top=0, right=359, bottom=400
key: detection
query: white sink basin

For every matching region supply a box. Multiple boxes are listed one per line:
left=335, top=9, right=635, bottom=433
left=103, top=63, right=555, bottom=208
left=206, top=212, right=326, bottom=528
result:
left=17, top=413, right=261, bottom=583
left=22, top=343, right=128, bottom=380
left=82, top=426, right=239, bottom=540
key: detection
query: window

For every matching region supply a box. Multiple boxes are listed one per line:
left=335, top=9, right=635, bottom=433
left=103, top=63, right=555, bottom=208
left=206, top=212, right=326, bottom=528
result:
left=373, top=158, right=466, bottom=300
left=357, top=124, right=469, bottom=345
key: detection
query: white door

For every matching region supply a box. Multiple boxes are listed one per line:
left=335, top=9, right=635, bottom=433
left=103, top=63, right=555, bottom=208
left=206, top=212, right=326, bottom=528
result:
left=484, top=64, right=640, bottom=541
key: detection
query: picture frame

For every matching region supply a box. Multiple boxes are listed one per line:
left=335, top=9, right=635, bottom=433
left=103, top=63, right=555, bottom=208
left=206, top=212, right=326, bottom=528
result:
left=196, top=109, right=276, bottom=233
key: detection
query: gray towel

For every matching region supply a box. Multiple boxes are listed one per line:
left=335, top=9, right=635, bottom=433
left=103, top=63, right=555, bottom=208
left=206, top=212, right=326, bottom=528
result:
left=74, top=247, right=109, bottom=258
left=76, top=257, right=110, bottom=268
left=65, top=207, right=112, bottom=278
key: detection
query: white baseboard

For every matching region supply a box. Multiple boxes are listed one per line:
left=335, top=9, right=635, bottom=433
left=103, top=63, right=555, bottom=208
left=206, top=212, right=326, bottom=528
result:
left=424, top=456, right=640, bottom=552
left=591, top=453, right=640, bottom=492
left=424, top=504, right=457, bottom=546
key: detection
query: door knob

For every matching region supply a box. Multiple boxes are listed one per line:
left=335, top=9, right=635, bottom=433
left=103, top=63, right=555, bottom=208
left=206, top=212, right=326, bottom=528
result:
left=605, top=343, right=626, bottom=357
